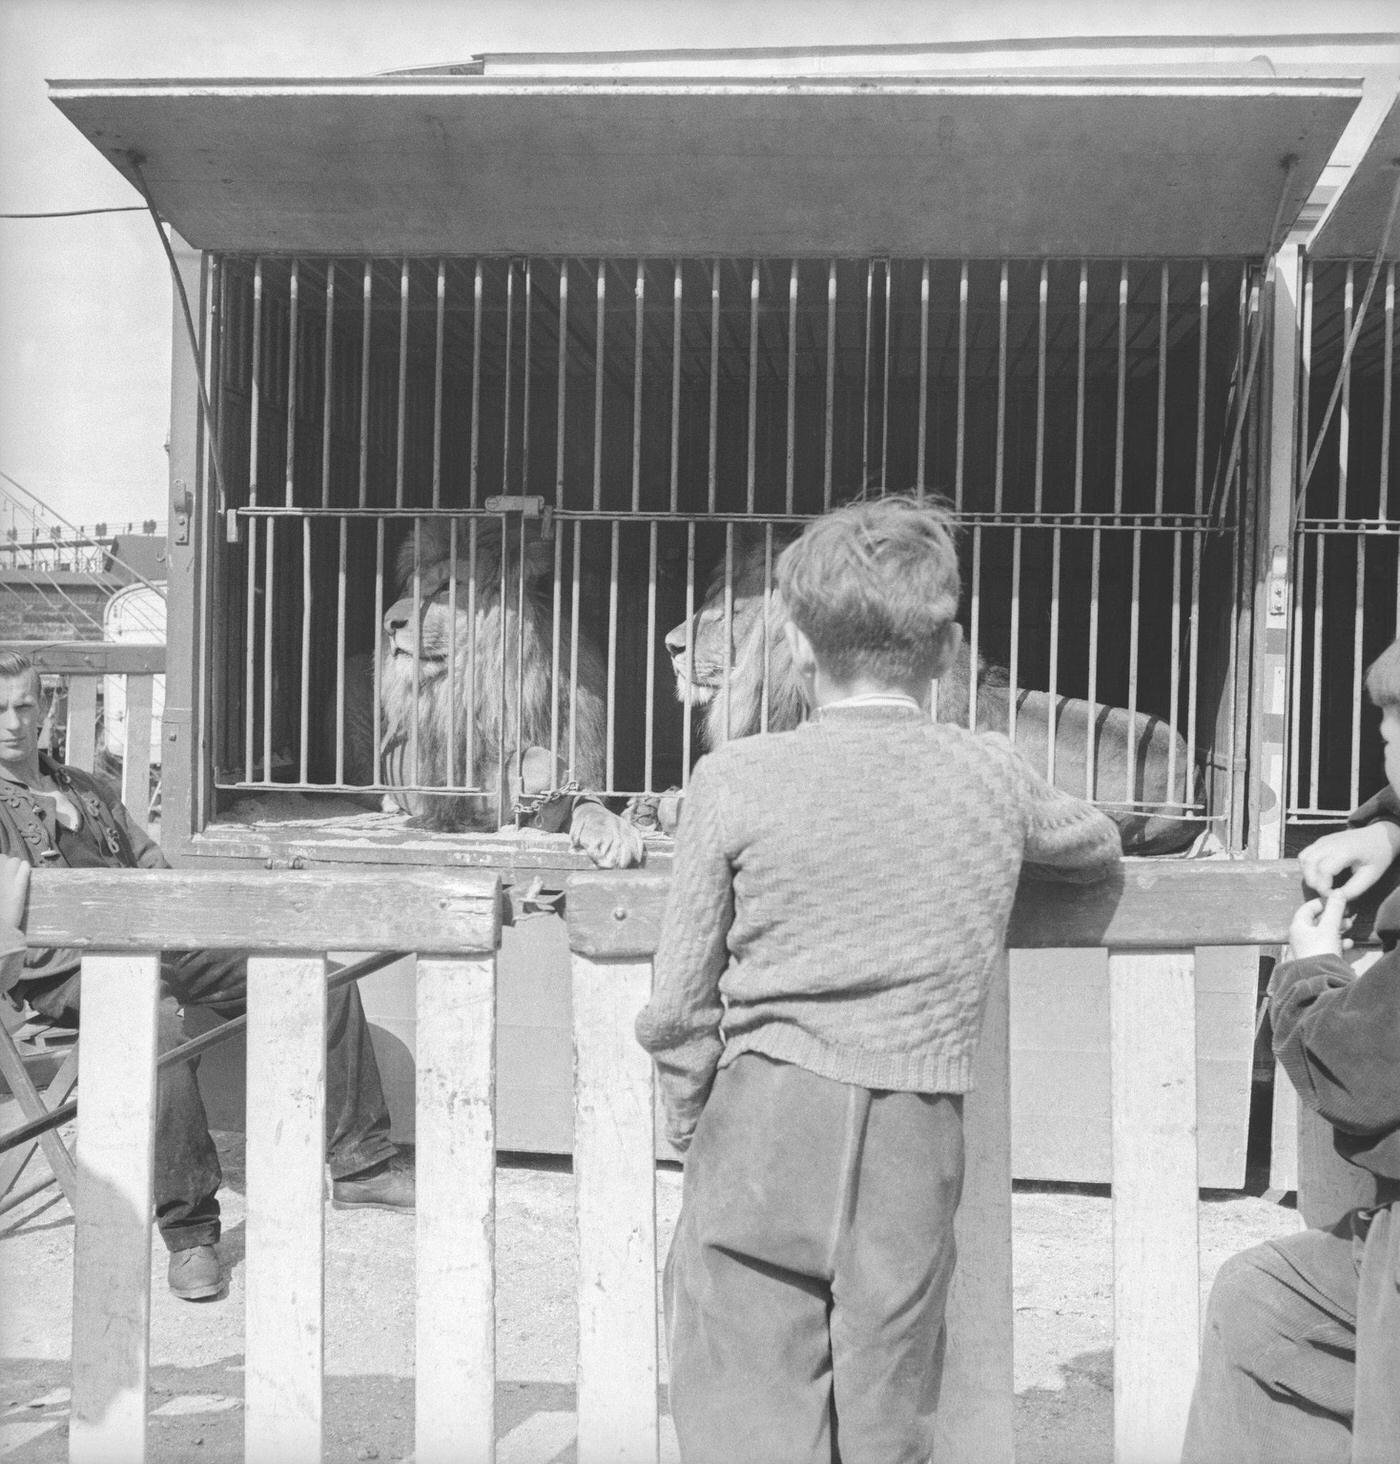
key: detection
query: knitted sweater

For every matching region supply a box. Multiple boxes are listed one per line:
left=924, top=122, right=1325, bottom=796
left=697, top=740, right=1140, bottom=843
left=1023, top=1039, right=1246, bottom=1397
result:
left=635, top=702, right=1122, bottom=1151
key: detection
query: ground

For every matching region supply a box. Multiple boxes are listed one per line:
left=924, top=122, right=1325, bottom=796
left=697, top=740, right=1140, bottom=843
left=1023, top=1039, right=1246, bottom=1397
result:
left=0, top=1130, right=1301, bottom=1464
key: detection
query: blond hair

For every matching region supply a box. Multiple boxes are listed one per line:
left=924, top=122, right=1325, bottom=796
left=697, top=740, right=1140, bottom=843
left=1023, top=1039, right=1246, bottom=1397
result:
left=776, top=495, right=962, bottom=684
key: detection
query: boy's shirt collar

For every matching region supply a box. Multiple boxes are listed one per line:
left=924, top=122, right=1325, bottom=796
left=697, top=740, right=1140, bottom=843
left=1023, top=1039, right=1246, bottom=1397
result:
left=812, top=695, right=925, bottom=723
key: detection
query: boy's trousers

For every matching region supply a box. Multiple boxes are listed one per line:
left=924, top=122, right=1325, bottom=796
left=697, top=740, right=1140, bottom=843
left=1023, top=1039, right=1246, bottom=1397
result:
left=665, top=1051, right=964, bottom=1464
left=1180, top=1202, right=1400, bottom=1464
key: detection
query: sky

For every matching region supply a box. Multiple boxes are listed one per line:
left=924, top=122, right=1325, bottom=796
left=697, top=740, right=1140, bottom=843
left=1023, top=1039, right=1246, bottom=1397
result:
left=1, top=0, right=1397, bottom=536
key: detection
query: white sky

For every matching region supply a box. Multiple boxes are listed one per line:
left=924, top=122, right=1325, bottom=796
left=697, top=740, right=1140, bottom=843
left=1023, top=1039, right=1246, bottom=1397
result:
left=1, top=0, right=1396, bottom=532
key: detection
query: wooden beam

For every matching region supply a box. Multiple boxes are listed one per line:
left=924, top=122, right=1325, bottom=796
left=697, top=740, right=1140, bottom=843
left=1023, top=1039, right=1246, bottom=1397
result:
left=567, top=862, right=1316, bottom=959
left=0, top=641, right=166, bottom=676
left=19, top=868, right=501, bottom=954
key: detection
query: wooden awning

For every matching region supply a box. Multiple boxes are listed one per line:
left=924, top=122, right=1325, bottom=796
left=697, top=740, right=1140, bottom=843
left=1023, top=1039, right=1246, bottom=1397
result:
left=49, top=74, right=1360, bottom=257
left=1308, top=91, right=1400, bottom=259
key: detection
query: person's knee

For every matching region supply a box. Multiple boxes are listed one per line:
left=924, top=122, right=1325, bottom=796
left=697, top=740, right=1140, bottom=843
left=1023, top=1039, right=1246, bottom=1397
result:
left=1201, top=1245, right=1282, bottom=1358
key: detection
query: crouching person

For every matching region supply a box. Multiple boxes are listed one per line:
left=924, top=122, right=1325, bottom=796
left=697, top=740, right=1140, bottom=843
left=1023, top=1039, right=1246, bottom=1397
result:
left=636, top=497, right=1121, bottom=1464
left=1181, top=637, right=1400, bottom=1464
left=0, top=652, right=413, bottom=1301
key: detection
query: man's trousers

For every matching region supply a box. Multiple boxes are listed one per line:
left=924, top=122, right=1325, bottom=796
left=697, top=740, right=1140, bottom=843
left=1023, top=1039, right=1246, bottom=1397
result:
left=16, top=948, right=396, bottom=1251
left=664, top=1052, right=964, bottom=1464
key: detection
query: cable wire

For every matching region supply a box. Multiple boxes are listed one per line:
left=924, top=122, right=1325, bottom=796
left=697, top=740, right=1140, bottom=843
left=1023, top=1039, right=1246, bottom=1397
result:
left=1, top=205, right=147, bottom=219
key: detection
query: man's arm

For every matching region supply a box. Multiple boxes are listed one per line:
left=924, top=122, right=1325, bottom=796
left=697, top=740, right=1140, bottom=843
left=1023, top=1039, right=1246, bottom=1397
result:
left=633, top=756, right=734, bottom=1152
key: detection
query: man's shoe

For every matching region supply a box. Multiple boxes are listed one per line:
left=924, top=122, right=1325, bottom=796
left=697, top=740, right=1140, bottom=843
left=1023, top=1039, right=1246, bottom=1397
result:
left=168, top=1244, right=224, bottom=1301
left=331, top=1153, right=415, bottom=1213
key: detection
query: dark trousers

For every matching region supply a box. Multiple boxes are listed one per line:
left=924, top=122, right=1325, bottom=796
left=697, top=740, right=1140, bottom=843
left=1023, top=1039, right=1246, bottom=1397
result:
left=665, top=1052, right=964, bottom=1464
left=1181, top=1204, right=1400, bottom=1464
left=18, top=950, right=395, bottom=1251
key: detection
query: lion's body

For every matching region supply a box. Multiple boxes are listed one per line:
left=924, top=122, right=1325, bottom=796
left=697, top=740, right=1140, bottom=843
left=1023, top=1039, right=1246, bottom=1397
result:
left=373, top=521, right=611, bottom=838
left=665, top=540, right=1203, bottom=857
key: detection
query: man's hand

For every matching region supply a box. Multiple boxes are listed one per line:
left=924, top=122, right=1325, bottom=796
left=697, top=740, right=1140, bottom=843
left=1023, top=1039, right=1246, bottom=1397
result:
left=0, top=854, right=30, bottom=935
left=1287, top=890, right=1352, bottom=962
left=1297, top=822, right=1400, bottom=899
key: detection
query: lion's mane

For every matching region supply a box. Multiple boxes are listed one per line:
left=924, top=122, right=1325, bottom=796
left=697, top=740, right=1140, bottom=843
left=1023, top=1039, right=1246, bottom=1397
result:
left=378, top=520, right=607, bottom=830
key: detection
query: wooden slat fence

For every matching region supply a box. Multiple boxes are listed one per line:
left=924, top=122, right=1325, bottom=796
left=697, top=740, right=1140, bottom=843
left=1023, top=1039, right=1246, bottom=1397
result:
left=0, top=640, right=164, bottom=825
left=20, top=859, right=1367, bottom=1463
left=565, top=860, right=1357, bottom=1464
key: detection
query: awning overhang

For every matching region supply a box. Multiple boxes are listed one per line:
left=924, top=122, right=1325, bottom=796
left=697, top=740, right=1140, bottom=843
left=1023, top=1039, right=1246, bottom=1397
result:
left=1307, top=91, right=1400, bottom=259
left=49, top=74, right=1362, bottom=258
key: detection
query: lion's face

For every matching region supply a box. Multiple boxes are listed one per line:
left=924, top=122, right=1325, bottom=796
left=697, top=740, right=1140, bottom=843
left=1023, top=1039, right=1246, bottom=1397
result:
left=664, top=590, right=774, bottom=709
left=382, top=567, right=472, bottom=683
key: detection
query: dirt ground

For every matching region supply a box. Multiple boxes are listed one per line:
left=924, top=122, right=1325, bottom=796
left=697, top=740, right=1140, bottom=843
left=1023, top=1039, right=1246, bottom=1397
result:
left=0, top=1127, right=1302, bottom=1464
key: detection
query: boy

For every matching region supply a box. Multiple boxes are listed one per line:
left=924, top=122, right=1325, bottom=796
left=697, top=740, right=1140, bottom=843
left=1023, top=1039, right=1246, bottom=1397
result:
left=636, top=497, right=1122, bottom=1464
left=1180, top=635, right=1400, bottom=1464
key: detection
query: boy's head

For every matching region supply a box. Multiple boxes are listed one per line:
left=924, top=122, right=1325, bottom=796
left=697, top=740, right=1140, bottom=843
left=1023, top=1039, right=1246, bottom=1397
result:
left=1365, top=637, right=1400, bottom=796
left=776, top=495, right=962, bottom=689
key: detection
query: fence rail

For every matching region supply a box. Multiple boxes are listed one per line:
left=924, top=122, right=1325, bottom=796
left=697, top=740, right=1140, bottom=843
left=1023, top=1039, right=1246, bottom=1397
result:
left=9, top=860, right=1363, bottom=1463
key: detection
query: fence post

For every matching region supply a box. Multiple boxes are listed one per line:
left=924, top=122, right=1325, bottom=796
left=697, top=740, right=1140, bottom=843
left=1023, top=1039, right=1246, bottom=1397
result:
left=69, top=953, right=161, bottom=1464
left=244, top=955, right=328, bottom=1464
left=415, top=953, right=498, bottom=1464
left=1108, top=949, right=1200, bottom=1464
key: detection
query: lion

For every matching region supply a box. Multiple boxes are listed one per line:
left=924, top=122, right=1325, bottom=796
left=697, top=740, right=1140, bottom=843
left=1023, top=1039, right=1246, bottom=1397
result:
left=342, top=519, right=643, bottom=868
left=659, top=537, right=1205, bottom=857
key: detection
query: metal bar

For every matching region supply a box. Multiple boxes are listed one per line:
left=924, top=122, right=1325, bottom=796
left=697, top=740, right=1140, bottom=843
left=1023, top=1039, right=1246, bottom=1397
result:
left=671, top=262, right=682, bottom=516
left=244, top=515, right=256, bottom=783
left=1034, top=262, right=1047, bottom=514
left=1047, top=526, right=1061, bottom=784
left=760, top=527, right=774, bottom=733
left=262, top=517, right=275, bottom=782
left=335, top=517, right=347, bottom=784
left=645, top=522, right=658, bottom=791
left=1167, top=529, right=1182, bottom=805
left=497, top=512, right=509, bottom=818
left=917, top=261, right=930, bottom=492
left=447, top=519, right=459, bottom=789
left=1008, top=526, right=1021, bottom=744
left=320, top=261, right=335, bottom=509
left=357, top=260, right=372, bottom=509
left=373, top=518, right=385, bottom=789
left=513, top=510, right=527, bottom=803
left=503, top=262, right=516, bottom=506
left=432, top=260, right=445, bottom=509
left=395, top=258, right=409, bottom=510
left=594, top=262, right=606, bottom=513
left=956, top=262, right=969, bottom=510
left=557, top=261, right=569, bottom=508
left=1298, top=259, right=1315, bottom=510
left=249, top=257, right=263, bottom=506
left=710, top=261, right=721, bottom=516
left=1087, top=528, right=1101, bottom=799
left=721, top=525, right=735, bottom=744
left=682, top=521, right=696, bottom=782
left=1289, top=527, right=1306, bottom=814
left=409, top=518, right=422, bottom=788
left=470, top=262, right=483, bottom=509
left=550, top=525, right=562, bottom=771
left=862, top=260, right=874, bottom=489
left=1115, top=263, right=1128, bottom=515
left=284, top=259, right=299, bottom=508
left=747, top=260, right=759, bottom=514
left=1310, top=513, right=1326, bottom=810
left=1382, top=264, right=1395, bottom=523
left=522, top=258, right=533, bottom=498
left=1351, top=534, right=1366, bottom=810
left=467, top=518, right=479, bottom=784
left=1156, top=263, right=1169, bottom=517
left=299, top=517, right=311, bottom=783
left=995, top=261, right=1008, bottom=514
left=1127, top=527, right=1142, bottom=803
left=633, top=261, right=645, bottom=514
left=787, top=261, right=798, bottom=515
left=968, top=525, right=981, bottom=729
left=824, top=261, right=836, bottom=510
left=1339, top=263, right=1354, bottom=521
left=881, top=259, right=892, bottom=491
left=1075, top=262, right=1087, bottom=514
left=569, top=521, right=582, bottom=776
left=1185, top=264, right=1209, bottom=800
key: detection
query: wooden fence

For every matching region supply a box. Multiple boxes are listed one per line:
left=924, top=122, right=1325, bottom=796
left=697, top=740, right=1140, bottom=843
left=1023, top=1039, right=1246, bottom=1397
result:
left=14, top=859, right=1370, bottom=1463
left=0, top=640, right=164, bottom=825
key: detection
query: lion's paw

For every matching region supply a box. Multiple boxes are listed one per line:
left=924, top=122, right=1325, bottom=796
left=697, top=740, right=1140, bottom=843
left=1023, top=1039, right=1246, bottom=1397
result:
left=571, top=801, right=646, bottom=869
left=622, top=787, right=682, bottom=837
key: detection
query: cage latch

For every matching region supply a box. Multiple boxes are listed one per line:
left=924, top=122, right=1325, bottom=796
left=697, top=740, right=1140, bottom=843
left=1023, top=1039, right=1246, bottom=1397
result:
left=1266, top=545, right=1289, bottom=620
left=484, top=494, right=553, bottom=541
left=172, top=481, right=193, bottom=546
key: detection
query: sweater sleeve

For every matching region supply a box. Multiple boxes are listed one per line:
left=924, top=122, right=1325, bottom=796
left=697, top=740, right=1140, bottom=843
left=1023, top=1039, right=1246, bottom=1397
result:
left=996, top=739, right=1122, bottom=885
left=1349, top=784, right=1400, bottom=830
left=634, top=754, right=734, bottom=1152
left=1270, top=950, right=1400, bottom=1144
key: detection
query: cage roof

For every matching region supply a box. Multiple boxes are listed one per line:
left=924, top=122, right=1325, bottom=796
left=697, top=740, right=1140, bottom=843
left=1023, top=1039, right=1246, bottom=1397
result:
left=1307, top=91, right=1400, bottom=259
left=49, top=74, right=1360, bottom=258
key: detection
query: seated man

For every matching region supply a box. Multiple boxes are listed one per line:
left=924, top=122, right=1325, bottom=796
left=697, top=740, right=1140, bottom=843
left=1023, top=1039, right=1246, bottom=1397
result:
left=1181, top=637, right=1400, bottom=1464
left=0, top=651, right=413, bottom=1300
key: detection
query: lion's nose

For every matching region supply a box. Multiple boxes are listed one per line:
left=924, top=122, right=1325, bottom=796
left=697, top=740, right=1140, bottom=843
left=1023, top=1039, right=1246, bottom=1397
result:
left=663, top=621, right=688, bottom=656
left=384, top=599, right=412, bottom=635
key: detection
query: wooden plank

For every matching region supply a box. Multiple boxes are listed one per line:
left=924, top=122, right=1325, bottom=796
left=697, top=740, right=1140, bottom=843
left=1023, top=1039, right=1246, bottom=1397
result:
left=1269, top=1060, right=1300, bottom=1194
left=567, top=864, right=1311, bottom=960
left=120, top=674, right=154, bottom=825
left=1, top=642, right=167, bottom=676
left=571, top=953, right=658, bottom=1463
left=1108, top=950, right=1199, bottom=1464
left=69, top=953, right=159, bottom=1464
left=415, top=955, right=496, bottom=1464
left=66, top=675, right=98, bottom=774
left=19, top=868, right=501, bottom=953
left=937, top=950, right=1014, bottom=1464
left=245, top=956, right=326, bottom=1464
